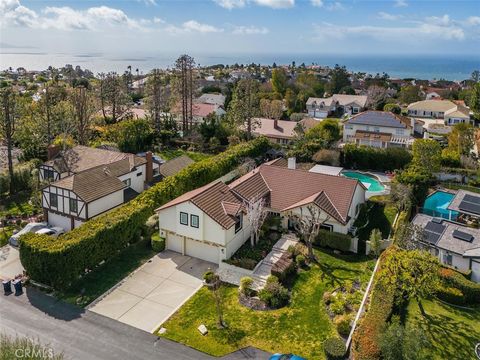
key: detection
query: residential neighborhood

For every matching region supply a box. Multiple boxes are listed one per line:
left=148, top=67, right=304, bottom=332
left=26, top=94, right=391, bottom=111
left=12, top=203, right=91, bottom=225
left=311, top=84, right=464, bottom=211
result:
left=2, top=1, right=480, bottom=359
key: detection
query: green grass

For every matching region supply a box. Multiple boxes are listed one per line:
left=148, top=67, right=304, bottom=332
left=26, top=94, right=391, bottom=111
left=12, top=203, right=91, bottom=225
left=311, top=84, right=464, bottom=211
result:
left=354, top=195, right=397, bottom=241
left=443, top=183, right=480, bottom=194
left=157, top=149, right=213, bottom=162
left=405, top=299, right=480, bottom=360
left=159, top=249, right=374, bottom=359
left=58, top=240, right=156, bottom=307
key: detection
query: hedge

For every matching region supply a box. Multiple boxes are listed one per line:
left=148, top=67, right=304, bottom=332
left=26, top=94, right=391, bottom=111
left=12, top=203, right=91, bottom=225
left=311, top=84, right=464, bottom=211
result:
left=315, top=229, right=352, bottom=252
left=341, top=144, right=412, bottom=172
left=436, top=286, right=465, bottom=306
left=151, top=233, right=165, bottom=252
left=439, top=267, right=480, bottom=304
left=351, top=247, right=398, bottom=360
left=20, top=138, right=271, bottom=289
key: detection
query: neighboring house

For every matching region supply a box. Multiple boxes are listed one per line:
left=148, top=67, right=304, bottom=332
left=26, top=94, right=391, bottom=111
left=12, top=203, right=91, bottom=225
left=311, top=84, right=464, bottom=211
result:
left=158, top=155, right=195, bottom=178
left=447, top=190, right=480, bottom=221
left=196, top=93, right=226, bottom=107
left=172, top=102, right=226, bottom=126
left=412, top=214, right=480, bottom=283
left=306, top=95, right=368, bottom=119
left=156, top=160, right=366, bottom=264
left=343, top=111, right=423, bottom=148
left=251, top=118, right=317, bottom=145
left=407, top=100, right=471, bottom=125
left=40, top=145, right=158, bottom=231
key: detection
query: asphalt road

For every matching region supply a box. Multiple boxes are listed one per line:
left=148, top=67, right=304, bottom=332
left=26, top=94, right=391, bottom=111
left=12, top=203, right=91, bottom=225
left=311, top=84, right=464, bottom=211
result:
left=0, top=287, right=270, bottom=360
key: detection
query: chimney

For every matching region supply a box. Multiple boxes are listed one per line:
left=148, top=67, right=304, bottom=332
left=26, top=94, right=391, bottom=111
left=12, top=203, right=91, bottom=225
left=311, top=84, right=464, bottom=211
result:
left=47, top=144, right=60, bottom=160
left=287, top=157, right=296, bottom=170
left=145, top=151, right=153, bottom=183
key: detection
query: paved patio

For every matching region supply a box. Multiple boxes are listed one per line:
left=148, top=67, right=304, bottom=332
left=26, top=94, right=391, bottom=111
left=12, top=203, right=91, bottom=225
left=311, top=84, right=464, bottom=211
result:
left=89, top=250, right=217, bottom=333
left=0, top=245, right=25, bottom=280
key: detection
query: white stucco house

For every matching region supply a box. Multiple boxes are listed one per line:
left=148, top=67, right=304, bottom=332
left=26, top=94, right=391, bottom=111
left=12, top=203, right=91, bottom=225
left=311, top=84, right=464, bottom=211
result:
left=407, top=100, right=471, bottom=126
left=40, top=145, right=159, bottom=231
left=156, top=159, right=366, bottom=264
left=306, top=94, right=368, bottom=119
left=412, top=213, right=480, bottom=283
left=343, top=111, right=423, bottom=148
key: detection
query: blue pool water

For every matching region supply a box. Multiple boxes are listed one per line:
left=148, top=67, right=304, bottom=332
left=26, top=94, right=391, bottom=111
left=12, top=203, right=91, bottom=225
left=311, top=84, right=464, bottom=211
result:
left=422, top=191, right=459, bottom=220
left=341, top=171, right=385, bottom=192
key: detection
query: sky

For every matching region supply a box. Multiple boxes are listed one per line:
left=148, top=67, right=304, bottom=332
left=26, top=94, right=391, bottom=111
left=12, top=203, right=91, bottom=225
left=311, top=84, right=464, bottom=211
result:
left=1, top=0, right=480, bottom=57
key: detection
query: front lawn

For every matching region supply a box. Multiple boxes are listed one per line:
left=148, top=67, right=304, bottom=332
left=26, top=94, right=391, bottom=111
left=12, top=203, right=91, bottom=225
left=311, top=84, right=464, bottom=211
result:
left=58, top=240, right=156, bottom=307
left=405, top=299, right=480, bottom=360
left=159, top=249, right=374, bottom=359
left=354, top=195, right=397, bottom=241
left=157, top=149, right=212, bottom=162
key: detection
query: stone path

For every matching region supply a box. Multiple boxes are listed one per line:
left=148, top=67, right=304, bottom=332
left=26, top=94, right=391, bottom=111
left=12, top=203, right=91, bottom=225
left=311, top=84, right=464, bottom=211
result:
left=217, top=233, right=299, bottom=290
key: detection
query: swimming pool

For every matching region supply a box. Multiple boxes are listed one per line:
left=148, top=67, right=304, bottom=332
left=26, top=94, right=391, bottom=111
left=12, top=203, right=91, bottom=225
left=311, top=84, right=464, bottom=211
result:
left=422, top=191, right=459, bottom=220
left=341, top=171, right=385, bottom=192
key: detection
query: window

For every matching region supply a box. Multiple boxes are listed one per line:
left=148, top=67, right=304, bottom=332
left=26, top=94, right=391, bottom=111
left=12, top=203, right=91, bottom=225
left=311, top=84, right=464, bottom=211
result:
left=136, top=172, right=142, bottom=177
left=320, top=224, right=333, bottom=232
left=395, top=129, right=404, bottom=135
left=443, top=253, right=453, bottom=266
left=49, top=193, right=58, bottom=208
left=69, top=198, right=78, bottom=213
left=374, top=127, right=380, bottom=133
left=123, top=178, right=131, bottom=187
left=180, top=212, right=188, bottom=226
left=44, top=169, right=55, bottom=180
left=345, top=124, right=353, bottom=130
left=235, top=213, right=243, bottom=233
left=352, top=107, right=359, bottom=114
left=191, top=214, right=199, bottom=228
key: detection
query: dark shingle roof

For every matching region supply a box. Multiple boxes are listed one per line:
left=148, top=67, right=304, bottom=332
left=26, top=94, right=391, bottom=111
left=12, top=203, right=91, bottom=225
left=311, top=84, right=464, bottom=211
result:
left=159, top=155, right=195, bottom=177
left=346, top=111, right=411, bottom=129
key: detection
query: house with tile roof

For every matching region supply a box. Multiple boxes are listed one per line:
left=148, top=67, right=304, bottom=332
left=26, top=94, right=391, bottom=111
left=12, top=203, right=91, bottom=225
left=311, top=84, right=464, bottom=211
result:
left=40, top=145, right=161, bottom=231
left=407, top=99, right=471, bottom=125
left=343, top=111, right=423, bottom=148
left=306, top=94, right=368, bottom=119
left=251, top=117, right=318, bottom=145
left=155, top=160, right=366, bottom=264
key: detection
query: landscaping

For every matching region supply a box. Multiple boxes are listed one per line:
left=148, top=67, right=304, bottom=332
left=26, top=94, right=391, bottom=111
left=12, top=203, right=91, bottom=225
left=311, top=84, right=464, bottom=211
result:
left=405, top=299, right=480, bottom=360
left=159, top=248, right=374, bottom=359
left=157, top=148, right=212, bottom=162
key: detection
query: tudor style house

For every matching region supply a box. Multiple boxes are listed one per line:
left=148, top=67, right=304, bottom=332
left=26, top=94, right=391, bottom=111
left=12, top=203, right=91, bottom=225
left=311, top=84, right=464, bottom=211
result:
left=407, top=100, right=471, bottom=125
left=343, top=111, right=423, bottom=148
left=306, top=94, right=368, bottom=119
left=156, top=160, right=366, bottom=264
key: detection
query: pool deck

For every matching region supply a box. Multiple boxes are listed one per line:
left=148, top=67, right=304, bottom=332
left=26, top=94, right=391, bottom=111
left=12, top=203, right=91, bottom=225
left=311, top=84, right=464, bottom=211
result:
left=342, top=170, right=391, bottom=199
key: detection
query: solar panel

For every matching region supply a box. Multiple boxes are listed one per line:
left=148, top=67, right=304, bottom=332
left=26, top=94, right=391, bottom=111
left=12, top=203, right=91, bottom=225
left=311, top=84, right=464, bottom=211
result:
left=425, top=221, right=446, bottom=234
left=452, top=229, right=474, bottom=243
left=425, top=231, right=441, bottom=244
left=463, top=194, right=480, bottom=204
left=459, top=201, right=480, bottom=215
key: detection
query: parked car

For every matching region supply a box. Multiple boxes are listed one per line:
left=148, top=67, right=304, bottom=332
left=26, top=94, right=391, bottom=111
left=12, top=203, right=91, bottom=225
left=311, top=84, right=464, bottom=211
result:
left=269, top=354, right=306, bottom=360
left=35, top=227, right=65, bottom=238
left=8, top=222, right=48, bottom=247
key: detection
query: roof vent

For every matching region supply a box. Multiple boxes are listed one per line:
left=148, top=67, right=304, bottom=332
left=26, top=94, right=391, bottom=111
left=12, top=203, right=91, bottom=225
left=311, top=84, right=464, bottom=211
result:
left=103, top=167, right=111, bottom=176
left=432, top=217, right=443, bottom=224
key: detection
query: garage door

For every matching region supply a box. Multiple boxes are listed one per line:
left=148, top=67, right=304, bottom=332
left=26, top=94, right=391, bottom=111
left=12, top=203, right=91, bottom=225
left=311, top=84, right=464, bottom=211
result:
left=48, top=212, right=71, bottom=231
left=472, top=261, right=480, bottom=283
left=166, top=233, right=183, bottom=254
left=185, top=239, right=219, bottom=264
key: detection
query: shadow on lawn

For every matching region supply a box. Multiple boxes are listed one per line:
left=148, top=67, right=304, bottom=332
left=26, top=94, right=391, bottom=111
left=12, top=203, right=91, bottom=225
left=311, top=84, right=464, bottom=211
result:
left=317, top=261, right=363, bottom=288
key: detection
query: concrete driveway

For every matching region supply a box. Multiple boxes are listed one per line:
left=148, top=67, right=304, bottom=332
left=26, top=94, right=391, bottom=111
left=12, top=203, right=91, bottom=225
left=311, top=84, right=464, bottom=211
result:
left=89, top=250, right=216, bottom=333
left=0, top=245, right=25, bottom=280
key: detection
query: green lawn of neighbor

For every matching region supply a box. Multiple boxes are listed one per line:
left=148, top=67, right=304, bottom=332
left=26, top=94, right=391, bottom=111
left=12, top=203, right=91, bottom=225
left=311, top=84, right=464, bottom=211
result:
left=355, top=195, right=397, bottom=241
left=443, top=183, right=480, bottom=194
left=158, top=249, right=374, bottom=359
left=406, top=299, right=480, bottom=360
left=58, top=240, right=156, bottom=307
left=157, top=149, right=212, bottom=162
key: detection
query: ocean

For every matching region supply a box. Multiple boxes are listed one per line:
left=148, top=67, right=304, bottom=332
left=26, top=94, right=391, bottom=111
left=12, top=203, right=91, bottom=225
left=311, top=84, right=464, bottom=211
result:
left=1, top=51, right=478, bottom=81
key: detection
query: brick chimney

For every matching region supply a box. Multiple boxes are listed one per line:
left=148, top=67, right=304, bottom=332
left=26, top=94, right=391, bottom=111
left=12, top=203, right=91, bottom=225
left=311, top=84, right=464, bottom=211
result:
left=145, top=151, right=153, bottom=183
left=47, top=144, right=60, bottom=160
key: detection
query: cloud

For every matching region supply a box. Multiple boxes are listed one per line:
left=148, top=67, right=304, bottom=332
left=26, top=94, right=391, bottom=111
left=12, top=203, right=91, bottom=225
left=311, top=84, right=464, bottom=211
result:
left=311, top=0, right=323, bottom=6
left=377, top=12, right=402, bottom=21
left=1, top=0, right=38, bottom=28
left=153, top=17, right=165, bottom=24
left=467, top=16, right=480, bottom=26
left=425, top=14, right=451, bottom=26
left=326, top=1, right=345, bottom=11
left=394, top=0, right=407, bottom=7
left=137, top=0, right=157, bottom=5
left=232, top=25, right=269, bottom=34
left=167, top=20, right=224, bottom=34
left=213, top=0, right=294, bottom=9
left=313, top=21, right=465, bottom=42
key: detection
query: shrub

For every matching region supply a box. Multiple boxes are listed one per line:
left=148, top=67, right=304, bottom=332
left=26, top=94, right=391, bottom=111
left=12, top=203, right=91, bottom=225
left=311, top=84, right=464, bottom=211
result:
left=259, top=277, right=290, bottom=308
left=334, top=314, right=352, bottom=337
left=296, top=254, right=306, bottom=267
left=203, top=271, right=217, bottom=284
left=315, top=230, right=351, bottom=252
left=20, top=138, right=271, bottom=289
left=383, top=103, right=401, bottom=115
left=436, top=286, right=465, bottom=305
left=323, top=291, right=333, bottom=305
left=239, top=276, right=254, bottom=297
left=324, top=337, right=347, bottom=360
left=342, top=144, right=412, bottom=172
left=439, top=267, right=480, bottom=304
left=330, top=298, right=347, bottom=315
left=150, top=233, right=165, bottom=252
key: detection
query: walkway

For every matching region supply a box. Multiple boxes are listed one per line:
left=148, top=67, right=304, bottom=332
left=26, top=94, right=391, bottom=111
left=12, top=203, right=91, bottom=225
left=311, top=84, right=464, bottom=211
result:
left=218, top=233, right=299, bottom=289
